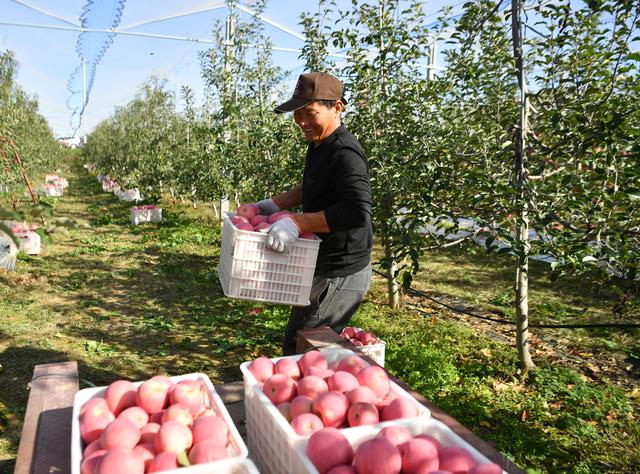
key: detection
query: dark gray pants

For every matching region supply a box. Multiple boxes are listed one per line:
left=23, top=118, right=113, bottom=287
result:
left=283, top=263, right=372, bottom=355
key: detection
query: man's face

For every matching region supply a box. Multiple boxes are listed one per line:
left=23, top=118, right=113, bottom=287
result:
left=293, top=101, right=341, bottom=145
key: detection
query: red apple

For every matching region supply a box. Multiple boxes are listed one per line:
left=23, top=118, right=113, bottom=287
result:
left=290, top=395, right=314, bottom=419
left=275, top=357, right=301, bottom=380
left=377, top=426, right=413, bottom=447
left=237, top=204, right=259, bottom=220
left=345, top=386, right=378, bottom=405
left=336, top=355, right=367, bottom=376
left=313, top=391, right=349, bottom=428
left=188, top=439, right=229, bottom=464
left=438, top=446, right=477, bottom=473
left=291, top=413, right=324, bottom=436
left=340, top=327, right=359, bottom=339
left=414, top=433, right=442, bottom=451
left=81, top=449, right=105, bottom=474
left=83, top=439, right=103, bottom=458
left=400, top=438, right=440, bottom=474
left=359, top=331, right=378, bottom=345
left=96, top=448, right=144, bottom=474
left=147, top=452, right=179, bottom=472
left=297, top=350, right=328, bottom=374
left=154, top=420, right=193, bottom=454
left=117, top=406, right=148, bottom=429
left=80, top=404, right=116, bottom=444
left=250, top=214, right=269, bottom=226
left=306, top=428, right=354, bottom=474
left=169, top=380, right=205, bottom=418
left=161, top=402, right=194, bottom=426
left=262, top=374, right=297, bottom=405
left=100, top=418, right=140, bottom=450
left=381, top=397, right=419, bottom=421
left=327, top=371, right=359, bottom=393
left=81, top=398, right=109, bottom=418
left=353, top=437, right=401, bottom=474
left=356, top=366, right=390, bottom=399
left=255, top=221, right=271, bottom=232
left=104, top=380, right=137, bottom=416
left=192, top=415, right=229, bottom=446
left=231, top=215, right=250, bottom=226
left=235, top=222, right=254, bottom=231
left=136, top=377, right=172, bottom=414
left=248, top=356, right=275, bottom=383
left=347, top=402, right=379, bottom=427
left=297, top=375, right=329, bottom=400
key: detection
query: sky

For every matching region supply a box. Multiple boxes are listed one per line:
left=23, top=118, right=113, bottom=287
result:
left=0, top=0, right=458, bottom=139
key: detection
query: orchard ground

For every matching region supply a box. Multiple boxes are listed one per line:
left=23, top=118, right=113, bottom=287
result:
left=0, top=159, right=638, bottom=473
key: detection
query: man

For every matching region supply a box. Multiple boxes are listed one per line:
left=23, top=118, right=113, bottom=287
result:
left=253, top=71, right=373, bottom=355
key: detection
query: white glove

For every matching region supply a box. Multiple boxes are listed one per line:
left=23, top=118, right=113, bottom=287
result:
left=265, top=217, right=300, bottom=253
left=256, top=198, right=280, bottom=216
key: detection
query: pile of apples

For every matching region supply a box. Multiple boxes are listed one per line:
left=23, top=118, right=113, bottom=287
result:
left=340, top=327, right=380, bottom=347
left=78, top=376, right=236, bottom=474
left=305, top=426, right=503, bottom=474
left=231, top=204, right=315, bottom=239
left=247, top=351, right=421, bottom=437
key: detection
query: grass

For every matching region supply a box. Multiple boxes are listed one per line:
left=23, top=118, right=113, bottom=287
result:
left=0, top=159, right=638, bottom=473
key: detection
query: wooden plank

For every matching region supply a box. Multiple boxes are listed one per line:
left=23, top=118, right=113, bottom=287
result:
left=296, top=327, right=524, bottom=474
left=14, top=361, right=78, bottom=474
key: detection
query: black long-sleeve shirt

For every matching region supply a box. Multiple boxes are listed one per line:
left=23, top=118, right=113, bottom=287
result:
left=303, top=125, right=373, bottom=277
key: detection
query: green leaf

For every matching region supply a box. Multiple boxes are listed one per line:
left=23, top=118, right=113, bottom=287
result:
left=177, top=451, right=190, bottom=467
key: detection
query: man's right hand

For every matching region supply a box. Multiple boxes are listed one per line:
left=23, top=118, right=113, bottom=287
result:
left=256, top=198, right=280, bottom=216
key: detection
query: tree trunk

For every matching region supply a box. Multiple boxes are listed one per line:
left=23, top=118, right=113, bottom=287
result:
left=512, top=0, right=535, bottom=370
left=386, top=239, right=401, bottom=309
left=515, top=210, right=534, bottom=369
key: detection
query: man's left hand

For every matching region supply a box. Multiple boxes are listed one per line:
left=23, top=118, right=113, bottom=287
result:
left=264, top=217, right=300, bottom=253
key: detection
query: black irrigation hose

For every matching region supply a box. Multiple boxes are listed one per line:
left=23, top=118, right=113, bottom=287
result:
left=372, top=268, right=640, bottom=329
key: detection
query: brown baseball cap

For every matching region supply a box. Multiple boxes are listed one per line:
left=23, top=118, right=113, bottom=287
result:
left=274, top=71, right=347, bottom=114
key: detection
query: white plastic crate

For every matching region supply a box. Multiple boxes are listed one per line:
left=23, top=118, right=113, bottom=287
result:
left=70, top=373, right=248, bottom=474
left=218, top=212, right=321, bottom=306
left=146, top=457, right=261, bottom=474
left=296, top=417, right=508, bottom=474
left=16, top=231, right=41, bottom=255
left=130, top=206, right=163, bottom=225
left=358, top=341, right=385, bottom=367
left=239, top=348, right=430, bottom=474
left=43, top=185, right=64, bottom=197
left=45, top=175, right=68, bottom=188
left=341, top=327, right=386, bottom=367
left=117, top=188, right=142, bottom=202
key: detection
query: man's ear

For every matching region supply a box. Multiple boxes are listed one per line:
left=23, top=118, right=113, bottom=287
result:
left=336, top=101, right=345, bottom=114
